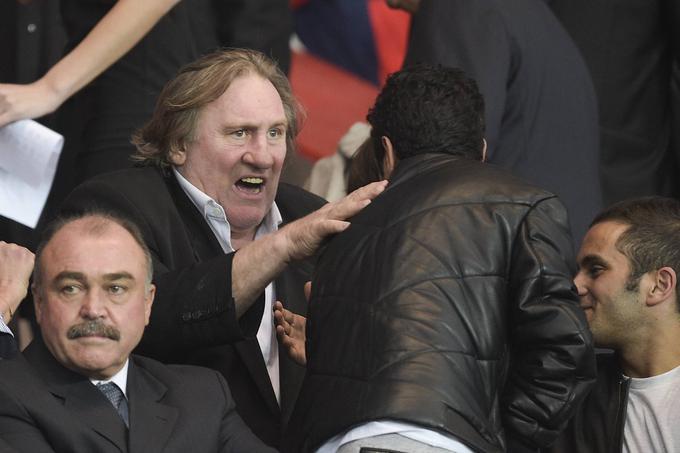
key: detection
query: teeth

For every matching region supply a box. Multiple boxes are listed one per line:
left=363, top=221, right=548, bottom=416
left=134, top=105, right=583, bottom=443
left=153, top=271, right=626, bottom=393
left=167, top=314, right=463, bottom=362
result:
left=241, top=177, right=263, bottom=184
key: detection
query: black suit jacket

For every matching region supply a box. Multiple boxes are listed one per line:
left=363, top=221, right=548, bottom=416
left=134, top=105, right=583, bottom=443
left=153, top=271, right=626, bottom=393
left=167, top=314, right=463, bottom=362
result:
left=60, top=166, right=325, bottom=447
left=0, top=332, right=16, bottom=359
left=0, top=337, right=275, bottom=452
left=404, top=0, right=602, bottom=247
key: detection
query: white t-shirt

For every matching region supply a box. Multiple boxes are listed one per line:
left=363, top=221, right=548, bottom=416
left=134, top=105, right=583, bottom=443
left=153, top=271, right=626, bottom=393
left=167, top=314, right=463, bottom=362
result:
left=623, top=364, right=680, bottom=453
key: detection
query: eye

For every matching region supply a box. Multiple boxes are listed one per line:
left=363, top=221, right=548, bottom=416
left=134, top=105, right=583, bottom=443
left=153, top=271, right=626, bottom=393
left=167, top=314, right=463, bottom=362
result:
left=61, top=285, right=81, bottom=295
left=586, top=265, right=605, bottom=278
left=267, top=127, right=284, bottom=139
left=108, top=284, right=127, bottom=295
left=231, top=129, right=246, bottom=138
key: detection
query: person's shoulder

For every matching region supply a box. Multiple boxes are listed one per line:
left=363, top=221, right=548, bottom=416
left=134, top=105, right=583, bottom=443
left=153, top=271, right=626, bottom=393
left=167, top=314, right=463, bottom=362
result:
left=62, top=166, right=172, bottom=217
left=275, top=182, right=326, bottom=219
left=0, top=352, right=41, bottom=391
left=132, top=354, right=222, bottom=387
left=79, top=166, right=166, bottom=190
left=428, top=158, right=558, bottom=206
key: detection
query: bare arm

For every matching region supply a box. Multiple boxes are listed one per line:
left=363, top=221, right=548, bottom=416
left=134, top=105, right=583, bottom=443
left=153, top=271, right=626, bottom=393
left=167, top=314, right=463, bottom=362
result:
left=0, top=0, right=180, bottom=127
left=231, top=180, right=387, bottom=317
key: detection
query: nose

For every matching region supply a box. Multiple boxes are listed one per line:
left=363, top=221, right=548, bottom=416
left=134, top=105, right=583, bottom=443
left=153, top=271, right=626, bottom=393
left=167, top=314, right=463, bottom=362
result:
left=573, top=272, right=587, bottom=297
left=79, top=289, right=107, bottom=319
left=242, top=132, right=274, bottom=169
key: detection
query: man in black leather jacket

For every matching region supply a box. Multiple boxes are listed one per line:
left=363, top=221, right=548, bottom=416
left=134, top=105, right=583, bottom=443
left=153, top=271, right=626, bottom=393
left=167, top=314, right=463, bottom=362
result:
left=280, top=64, right=596, bottom=453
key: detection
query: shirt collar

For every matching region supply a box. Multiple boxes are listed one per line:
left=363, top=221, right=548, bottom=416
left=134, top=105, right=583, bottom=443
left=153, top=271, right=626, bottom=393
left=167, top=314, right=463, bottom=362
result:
left=173, top=167, right=215, bottom=216
left=172, top=167, right=282, bottom=240
left=90, top=359, right=129, bottom=398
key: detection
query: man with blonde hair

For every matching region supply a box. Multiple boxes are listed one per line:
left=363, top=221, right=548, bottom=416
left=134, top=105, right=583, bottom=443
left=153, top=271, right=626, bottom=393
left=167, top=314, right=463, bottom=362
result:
left=60, top=48, right=385, bottom=447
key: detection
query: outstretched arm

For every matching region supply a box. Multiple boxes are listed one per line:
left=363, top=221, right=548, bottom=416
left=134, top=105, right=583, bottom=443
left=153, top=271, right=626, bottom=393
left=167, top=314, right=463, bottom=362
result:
left=231, top=180, right=387, bottom=317
left=0, top=0, right=180, bottom=127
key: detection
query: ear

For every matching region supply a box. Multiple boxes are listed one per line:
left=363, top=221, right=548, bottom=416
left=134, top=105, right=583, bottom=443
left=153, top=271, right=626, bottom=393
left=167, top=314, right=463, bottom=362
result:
left=482, top=138, right=488, bottom=162
left=646, top=267, right=676, bottom=307
left=169, top=146, right=186, bottom=166
left=144, top=284, right=156, bottom=326
left=381, top=136, right=397, bottom=178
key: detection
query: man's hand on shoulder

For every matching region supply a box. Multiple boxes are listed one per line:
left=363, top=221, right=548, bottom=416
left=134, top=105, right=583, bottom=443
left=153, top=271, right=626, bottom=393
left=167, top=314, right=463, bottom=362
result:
left=277, top=180, right=388, bottom=262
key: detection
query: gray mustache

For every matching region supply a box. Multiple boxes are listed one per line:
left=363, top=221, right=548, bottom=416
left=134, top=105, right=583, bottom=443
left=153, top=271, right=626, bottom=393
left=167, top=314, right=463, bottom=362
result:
left=67, top=320, right=121, bottom=341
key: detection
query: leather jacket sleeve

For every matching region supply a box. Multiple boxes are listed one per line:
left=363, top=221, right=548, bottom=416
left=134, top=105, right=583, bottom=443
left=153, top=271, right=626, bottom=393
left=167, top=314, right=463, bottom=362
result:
left=502, top=196, right=596, bottom=449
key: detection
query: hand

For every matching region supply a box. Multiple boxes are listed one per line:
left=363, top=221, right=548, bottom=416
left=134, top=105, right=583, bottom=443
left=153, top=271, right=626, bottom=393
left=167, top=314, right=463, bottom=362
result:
left=0, top=80, right=62, bottom=127
left=279, top=180, right=387, bottom=262
left=274, top=286, right=309, bottom=366
left=0, top=242, right=35, bottom=322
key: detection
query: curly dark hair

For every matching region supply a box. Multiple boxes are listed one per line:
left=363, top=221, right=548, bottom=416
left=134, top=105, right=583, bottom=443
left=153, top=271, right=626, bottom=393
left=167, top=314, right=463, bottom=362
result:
left=591, top=196, right=680, bottom=308
left=367, top=64, right=485, bottom=160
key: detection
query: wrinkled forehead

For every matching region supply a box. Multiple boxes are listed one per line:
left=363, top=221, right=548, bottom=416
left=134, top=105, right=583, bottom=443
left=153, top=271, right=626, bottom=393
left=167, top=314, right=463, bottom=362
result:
left=206, top=74, right=286, bottom=123
left=39, top=219, right=147, bottom=281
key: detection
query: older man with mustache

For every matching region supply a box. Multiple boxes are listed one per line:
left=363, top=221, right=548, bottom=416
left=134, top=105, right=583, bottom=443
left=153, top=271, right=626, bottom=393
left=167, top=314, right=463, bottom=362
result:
left=0, top=211, right=275, bottom=452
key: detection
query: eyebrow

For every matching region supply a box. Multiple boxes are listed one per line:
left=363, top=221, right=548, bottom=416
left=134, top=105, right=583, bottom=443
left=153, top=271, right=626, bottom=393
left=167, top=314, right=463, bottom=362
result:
left=222, top=120, right=287, bottom=130
left=102, top=272, right=135, bottom=282
left=53, top=271, right=135, bottom=282
left=578, top=254, right=608, bottom=269
left=53, top=271, right=86, bottom=283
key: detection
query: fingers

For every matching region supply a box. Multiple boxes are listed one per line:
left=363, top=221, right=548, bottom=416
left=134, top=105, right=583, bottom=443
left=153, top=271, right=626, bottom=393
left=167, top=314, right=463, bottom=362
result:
left=349, top=179, right=389, bottom=200
left=273, top=301, right=294, bottom=336
left=327, top=180, right=388, bottom=220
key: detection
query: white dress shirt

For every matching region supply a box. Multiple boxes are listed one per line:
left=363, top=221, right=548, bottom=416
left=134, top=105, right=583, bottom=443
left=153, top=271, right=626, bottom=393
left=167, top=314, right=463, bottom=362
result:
left=173, top=168, right=283, bottom=404
left=90, top=359, right=130, bottom=398
left=0, top=314, right=12, bottom=336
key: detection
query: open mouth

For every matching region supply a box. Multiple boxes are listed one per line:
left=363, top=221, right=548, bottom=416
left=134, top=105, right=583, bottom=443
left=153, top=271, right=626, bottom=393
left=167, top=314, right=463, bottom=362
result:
left=236, top=177, right=265, bottom=194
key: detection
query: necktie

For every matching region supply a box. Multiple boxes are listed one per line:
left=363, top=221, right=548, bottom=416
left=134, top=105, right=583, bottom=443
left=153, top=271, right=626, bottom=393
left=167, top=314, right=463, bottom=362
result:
left=96, top=382, right=129, bottom=428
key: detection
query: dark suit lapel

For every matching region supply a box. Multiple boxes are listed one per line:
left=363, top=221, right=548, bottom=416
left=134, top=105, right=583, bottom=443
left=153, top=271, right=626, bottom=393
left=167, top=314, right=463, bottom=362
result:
left=164, top=171, right=223, bottom=262
left=234, top=308, right=281, bottom=418
left=275, top=206, right=313, bottom=421
left=0, top=332, right=17, bottom=359
left=24, top=338, right=128, bottom=452
left=126, top=358, right=178, bottom=453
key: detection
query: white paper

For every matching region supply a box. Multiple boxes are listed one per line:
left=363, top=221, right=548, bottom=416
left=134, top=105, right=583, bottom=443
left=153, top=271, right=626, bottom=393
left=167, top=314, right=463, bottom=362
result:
left=0, top=119, right=64, bottom=228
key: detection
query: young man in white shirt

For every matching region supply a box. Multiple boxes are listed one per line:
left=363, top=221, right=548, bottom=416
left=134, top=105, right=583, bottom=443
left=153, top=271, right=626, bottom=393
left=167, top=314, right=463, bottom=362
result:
left=550, top=196, right=680, bottom=453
